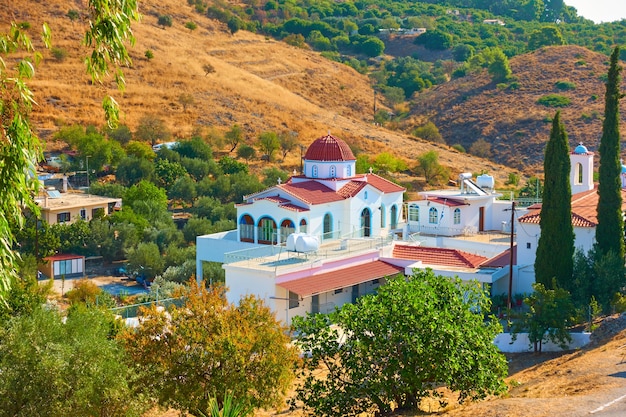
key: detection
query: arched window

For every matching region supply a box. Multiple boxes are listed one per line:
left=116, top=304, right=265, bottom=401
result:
left=330, top=165, right=336, bottom=178
left=257, top=217, right=277, bottom=244
left=239, top=214, right=254, bottom=242
left=390, top=205, right=398, bottom=229
left=323, top=213, right=333, bottom=240
left=429, top=207, right=438, bottom=224
left=408, top=204, right=419, bottom=222
left=299, top=218, right=307, bottom=233
left=380, top=204, right=386, bottom=227
left=454, top=208, right=461, bottom=225
left=364, top=190, right=368, bottom=200
left=576, top=162, right=583, bottom=184
left=312, top=165, right=318, bottom=178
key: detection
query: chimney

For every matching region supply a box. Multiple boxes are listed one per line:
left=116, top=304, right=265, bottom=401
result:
left=62, top=175, right=68, bottom=193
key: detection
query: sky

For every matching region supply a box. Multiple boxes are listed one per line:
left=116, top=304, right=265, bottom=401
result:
left=566, top=0, right=626, bottom=23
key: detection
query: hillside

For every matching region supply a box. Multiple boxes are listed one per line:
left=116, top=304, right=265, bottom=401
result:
left=415, top=45, right=626, bottom=171
left=2, top=0, right=518, bottom=185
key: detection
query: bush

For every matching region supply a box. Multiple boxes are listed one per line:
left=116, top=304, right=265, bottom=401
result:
left=144, top=49, right=154, bottom=60
left=555, top=80, right=576, bottom=90
left=51, top=47, right=68, bottom=62
left=537, top=94, right=571, bottom=108
left=158, top=15, right=173, bottom=28
left=451, top=143, right=466, bottom=153
left=185, top=21, right=197, bottom=31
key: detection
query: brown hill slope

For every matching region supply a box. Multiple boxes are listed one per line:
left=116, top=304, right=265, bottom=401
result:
left=2, top=0, right=515, bottom=185
left=415, top=45, right=626, bottom=171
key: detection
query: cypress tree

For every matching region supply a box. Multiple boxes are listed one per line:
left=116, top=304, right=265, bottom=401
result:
left=595, top=46, right=624, bottom=260
left=535, top=111, right=574, bottom=289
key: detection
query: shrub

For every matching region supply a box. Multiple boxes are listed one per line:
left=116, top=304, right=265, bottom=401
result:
left=51, top=47, right=68, bottom=62
left=451, top=143, right=466, bottom=153
left=555, top=80, right=576, bottom=90
left=144, top=49, right=154, bottom=60
left=158, top=14, right=173, bottom=28
left=537, top=94, right=571, bottom=107
left=66, top=9, right=79, bottom=21
left=185, top=21, right=197, bottom=31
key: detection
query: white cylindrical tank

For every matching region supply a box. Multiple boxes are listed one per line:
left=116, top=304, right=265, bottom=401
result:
left=295, top=235, right=320, bottom=253
left=459, top=172, right=472, bottom=180
left=286, top=233, right=304, bottom=251
left=476, top=174, right=495, bottom=189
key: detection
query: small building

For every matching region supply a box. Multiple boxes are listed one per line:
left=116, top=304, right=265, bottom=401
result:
left=35, top=189, right=121, bottom=225
left=483, top=19, right=505, bottom=26
left=39, top=254, right=85, bottom=279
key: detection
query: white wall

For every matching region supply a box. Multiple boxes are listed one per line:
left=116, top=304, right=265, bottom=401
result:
left=494, top=332, right=590, bottom=352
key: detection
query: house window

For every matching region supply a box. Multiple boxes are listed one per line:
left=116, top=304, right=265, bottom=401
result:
left=526, top=242, right=531, bottom=249
left=323, top=213, right=332, bottom=240
left=347, top=165, right=352, bottom=177
left=57, top=212, right=70, bottom=223
left=312, top=165, right=318, bottom=178
left=372, top=278, right=380, bottom=285
left=429, top=207, right=438, bottom=224
left=576, top=163, right=583, bottom=184
left=80, top=209, right=86, bottom=220
left=289, top=291, right=299, bottom=309
left=330, top=165, right=336, bottom=178
left=299, top=218, right=307, bottom=233
left=454, top=208, right=461, bottom=224
left=390, top=205, right=398, bottom=229
left=408, top=204, right=419, bottom=222
left=239, top=214, right=255, bottom=242
left=334, top=288, right=343, bottom=294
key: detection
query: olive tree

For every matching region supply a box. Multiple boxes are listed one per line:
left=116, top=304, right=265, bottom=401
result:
left=292, top=270, right=507, bottom=416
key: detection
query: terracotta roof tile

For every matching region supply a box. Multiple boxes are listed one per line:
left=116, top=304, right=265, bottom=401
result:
left=277, top=181, right=345, bottom=205
left=337, top=181, right=367, bottom=198
left=278, top=261, right=404, bottom=297
left=392, top=244, right=488, bottom=268
left=363, top=174, right=406, bottom=193
left=482, top=246, right=516, bottom=268
left=304, top=134, right=356, bottom=161
left=427, top=197, right=466, bottom=207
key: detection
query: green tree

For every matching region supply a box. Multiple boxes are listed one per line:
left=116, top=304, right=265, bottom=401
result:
left=174, top=136, right=213, bottom=160
left=236, top=143, right=256, bottom=161
left=126, top=242, right=164, bottom=280
left=279, top=131, right=299, bottom=160
left=512, top=283, right=575, bottom=352
left=125, top=140, right=156, bottom=160
left=227, top=16, right=243, bottom=34
left=116, top=155, right=155, bottom=186
left=413, top=29, right=453, bottom=50
left=487, top=48, right=512, bottom=83
left=226, top=124, right=244, bottom=152
left=535, top=111, right=573, bottom=290
left=262, top=167, right=290, bottom=187
left=158, top=14, right=173, bottom=28
left=123, top=180, right=169, bottom=224
left=121, top=281, right=298, bottom=415
left=469, top=138, right=492, bottom=158
left=154, top=158, right=187, bottom=189
left=135, top=114, right=171, bottom=146
left=416, top=150, right=448, bottom=185
left=257, top=131, right=280, bottom=162
left=528, top=26, right=565, bottom=50
left=412, top=121, right=443, bottom=143
left=292, top=271, right=507, bottom=416
left=168, top=176, right=197, bottom=208
left=596, top=47, right=625, bottom=260
left=0, top=307, right=146, bottom=416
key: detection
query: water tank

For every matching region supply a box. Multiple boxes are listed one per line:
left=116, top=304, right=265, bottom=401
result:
left=286, top=233, right=304, bottom=251
left=295, top=235, right=320, bottom=253
left=459, top=172, right=472, bottom=180
left=476, top=174, right=495, bottom=189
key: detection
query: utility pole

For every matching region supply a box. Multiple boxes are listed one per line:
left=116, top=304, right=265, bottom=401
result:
left=86, top=155, right=91, bottom=196
left=507, top=200, right=515, bottom=310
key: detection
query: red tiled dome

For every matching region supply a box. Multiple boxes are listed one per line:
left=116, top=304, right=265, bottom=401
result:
left=304, top=134, right=356, bottom=161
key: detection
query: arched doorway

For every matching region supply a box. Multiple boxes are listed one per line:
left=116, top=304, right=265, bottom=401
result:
left=390, top=205, right=398, bottom=229
left=323, top=213, right=333, bottom=240
left=239, top=214, right=254, bottom=242
left=280, top=219, right=295, bottom=243
left=361, top=208, right=371, bottom=237
left=257, top=216, right=277, bottom=244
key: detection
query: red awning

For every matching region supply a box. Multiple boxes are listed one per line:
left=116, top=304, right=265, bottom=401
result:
left=278, top=261, right=404, bottom=297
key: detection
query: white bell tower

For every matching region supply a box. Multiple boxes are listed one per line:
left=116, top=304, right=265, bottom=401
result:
left=570, top=143, right=594, bottom=195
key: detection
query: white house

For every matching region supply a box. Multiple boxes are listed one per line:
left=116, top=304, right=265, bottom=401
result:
left=517, top=142, right=626, bottom=287
left=196, top=133, right=518, bottom=324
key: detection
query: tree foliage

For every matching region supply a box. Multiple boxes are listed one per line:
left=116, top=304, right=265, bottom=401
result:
left=535, top=111, right=573, bottom=290
left=257, top=131, right=281, bottom=162
left=416, top=150, right=449, bottom=185
left=292, top=270, right=507, bottom=416
left=512, top=282, right=575, bottom=352
left=121, top=280, right=298, bottom=415
left=596, top=46, right=625, bottom=260
left=0, top=307, right=145, bottom=416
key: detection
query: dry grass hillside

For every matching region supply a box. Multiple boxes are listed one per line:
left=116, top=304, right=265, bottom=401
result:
left=415, top=45, right=626, bottom=171
left=2, top=0, right=517, bottom=186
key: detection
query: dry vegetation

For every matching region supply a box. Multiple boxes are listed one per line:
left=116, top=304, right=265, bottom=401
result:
left=416, top=45, right=626, bottom=171
left=2, top=0, right=519, bottom=187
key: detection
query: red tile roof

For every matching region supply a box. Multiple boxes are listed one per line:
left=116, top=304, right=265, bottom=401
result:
left=518, top=187, right=626, bottom=227
left=304, top=134, right=356, bottom=161
left=337, top=181, right=367, bottom=198
left=277, top=181, right=345, bottom=205
left=482, top=246, right=516, bottom=268
left=362, top=174, right=406, bottom=193
left=392, top=244, right=488, bottom=268
left=278, top=261, right=404, bottom=297
left=44, top=254, right=85, bottom=261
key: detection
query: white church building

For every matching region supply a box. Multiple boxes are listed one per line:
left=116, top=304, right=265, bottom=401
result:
left=517, top=143, right=626, bottom=285
left=196, top=133, right=522, bottom=324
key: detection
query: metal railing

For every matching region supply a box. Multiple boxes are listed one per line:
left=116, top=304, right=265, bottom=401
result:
left=109, top=297, right=186, bottom=319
